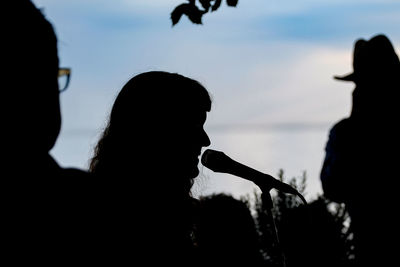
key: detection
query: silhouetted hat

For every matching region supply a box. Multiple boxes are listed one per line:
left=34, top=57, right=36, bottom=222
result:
left=334, top=34, right=400, bottom=82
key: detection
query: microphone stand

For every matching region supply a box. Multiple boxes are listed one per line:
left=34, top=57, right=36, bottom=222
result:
left=260, top=185, right=287, bottom=267
left=248, top=170, right=305, bottom=267
left=200, top=149, right=307, bottom=266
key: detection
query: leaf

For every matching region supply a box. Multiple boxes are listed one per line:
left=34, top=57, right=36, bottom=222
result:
left=187, top=7, right=206, bottom=24
left=171, top=3, right=189, bottom=26
left=199, top=0, right=212, bottom=11
left=226, top=0, right=238, bottom=7
left=211, top=0, right=222, bottom=11
left=171, top=3, right=206, bottom=26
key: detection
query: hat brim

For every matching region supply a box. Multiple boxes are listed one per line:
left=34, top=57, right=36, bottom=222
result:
left=333, top=72, right=355, bottom=82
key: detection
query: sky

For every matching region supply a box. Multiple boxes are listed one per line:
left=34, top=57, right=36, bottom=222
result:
left=32, top=0, right=400, bottom=201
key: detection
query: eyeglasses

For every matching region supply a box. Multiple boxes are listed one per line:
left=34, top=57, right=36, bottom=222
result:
left=58, top=68, right=71, bottom=93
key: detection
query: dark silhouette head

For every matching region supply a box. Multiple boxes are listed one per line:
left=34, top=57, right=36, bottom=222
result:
left=334, top=34, right=400, bottom=84
left=5, top=1, right=61, bottom=155
left=334, top=34, right=400, bottom=119
left=90, top=71, right=211, bottom=195
left=196, top=193, right=264, bottom=266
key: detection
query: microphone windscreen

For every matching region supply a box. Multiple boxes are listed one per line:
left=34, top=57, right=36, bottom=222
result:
left=202, top=149, right=307, bottom=204
left=201, top=149, right=228, bottom=173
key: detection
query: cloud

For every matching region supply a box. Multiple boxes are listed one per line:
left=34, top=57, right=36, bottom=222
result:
left=190, top=44, right=352, bottom=200
left=34, top=0, right=399, bottom=200
left=246, top=2, right=400, bottom=42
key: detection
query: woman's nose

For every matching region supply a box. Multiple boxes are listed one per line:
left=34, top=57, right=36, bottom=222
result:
left=202, top=130, right=211, bottom=147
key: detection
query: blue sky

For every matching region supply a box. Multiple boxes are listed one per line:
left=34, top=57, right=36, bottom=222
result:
left=33, top=0, right=400, bottom=201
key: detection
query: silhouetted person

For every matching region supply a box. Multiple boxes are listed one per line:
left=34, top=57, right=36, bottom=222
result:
left=195, top=193, right=265, bottom=266
left=89, top=71, right=212, bottom=264
left=320, top=34, right=400, bottom=266
left=3, top=1, right=93, bottom=263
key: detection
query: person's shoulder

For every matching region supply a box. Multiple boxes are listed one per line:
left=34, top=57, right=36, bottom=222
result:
left=61, top=167, right=92, bottom=179
left=329, top=117, right=359, bottom=136
left=189, top=197, right=202, bottom=212
left=191, top=196, right=200, bottom=206
left=330, top=118, right=351, bottom=131
left=59, top=168, right=97, bottom=200
left=60, top=168, right=94, bottom=187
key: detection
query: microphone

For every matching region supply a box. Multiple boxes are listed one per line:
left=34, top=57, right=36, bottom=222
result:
left=201, top=149, right=307, bottom=204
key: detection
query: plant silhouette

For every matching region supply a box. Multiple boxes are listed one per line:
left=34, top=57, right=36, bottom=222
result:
left=196, top=170, right=356, bottom=267
left=171, top=0, right=238, bottom=26
left=249, top=170, right=355, bottom=267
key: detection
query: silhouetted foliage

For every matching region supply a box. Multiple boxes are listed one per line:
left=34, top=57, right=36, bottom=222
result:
left=246, top=170, right=355, bottom=267
left=171, top=0, right=238, bottom=26
left=196, top=169, right=354, bottom=266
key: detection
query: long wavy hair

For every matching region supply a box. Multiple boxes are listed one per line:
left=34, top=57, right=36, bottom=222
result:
left=89, top=71, right=212, bottom=194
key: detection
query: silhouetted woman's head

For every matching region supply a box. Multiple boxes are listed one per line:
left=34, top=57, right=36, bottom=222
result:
left=90, top=71, right=211, bottom=194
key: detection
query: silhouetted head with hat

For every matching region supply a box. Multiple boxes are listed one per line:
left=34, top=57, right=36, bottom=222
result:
left=335, top=34, right=400, bottom=120
left=335, top=34, right=399, bottom=83
left=323, top=34, right=400, bottom=266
